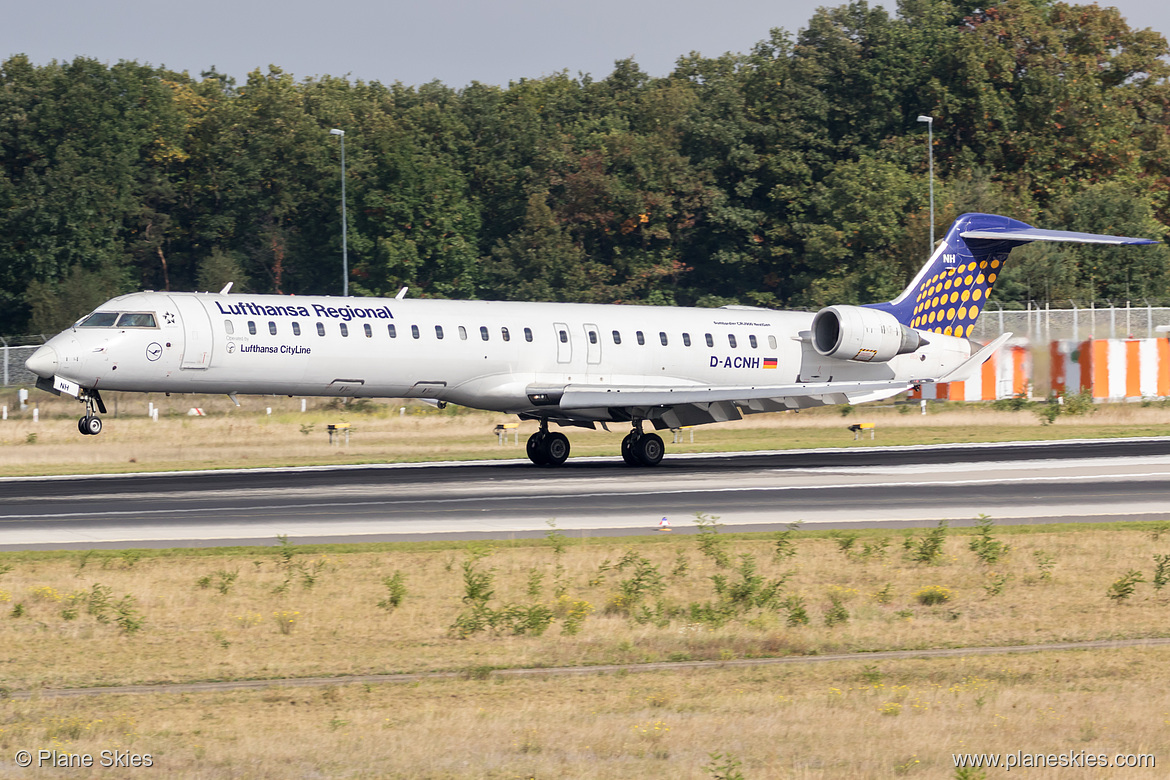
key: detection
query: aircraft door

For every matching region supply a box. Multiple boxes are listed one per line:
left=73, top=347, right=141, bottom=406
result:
left=583, top=323, right=601, bottom=365
left=553, top=322, right=572, bottom=364
left=170, top=296, right=214, bottom=369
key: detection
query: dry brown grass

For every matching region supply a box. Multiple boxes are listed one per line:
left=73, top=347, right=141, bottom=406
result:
left=1, top=649, right=1166, bottom=778
left=2, top=389, right=1169, bottom=476
left=1, top=524, right=1169, bottom=692
left=3, top=524, right=1170, bottom=776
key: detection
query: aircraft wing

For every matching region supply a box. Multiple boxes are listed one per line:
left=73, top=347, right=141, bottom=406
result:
left=556, top=379, right=922, bottom=410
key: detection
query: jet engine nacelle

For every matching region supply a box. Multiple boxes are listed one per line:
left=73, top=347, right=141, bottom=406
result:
left=811, top=305, right=925, bottom=363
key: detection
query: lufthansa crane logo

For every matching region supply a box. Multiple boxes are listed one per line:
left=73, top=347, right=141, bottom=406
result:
left=145, top=342, right=163, bottom=362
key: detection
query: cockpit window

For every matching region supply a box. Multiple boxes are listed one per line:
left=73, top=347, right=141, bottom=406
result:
left=116, top=312, right=157, bottom=328
left=79, top=312, right=120, bottom=328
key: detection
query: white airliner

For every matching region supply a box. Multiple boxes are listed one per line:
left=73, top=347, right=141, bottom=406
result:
left=25, top=213, right=1157, bottom=467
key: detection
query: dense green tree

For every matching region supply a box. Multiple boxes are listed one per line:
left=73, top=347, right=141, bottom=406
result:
left=1, top=0, right=1169, bottom=337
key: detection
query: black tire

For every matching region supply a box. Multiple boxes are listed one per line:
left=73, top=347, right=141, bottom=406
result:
left=78, top=416, right=90, bottom=435
left=541, top=432, right=570, bottom=466
left=526, top=432, right=548, bottom=466
left=84, top=416, right=103, bottom=436
left=620, top=433, right=640, bottom=466
left=634, top=432, right=664, bottom=466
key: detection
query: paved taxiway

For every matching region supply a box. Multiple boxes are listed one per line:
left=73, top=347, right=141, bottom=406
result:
left=2, top=437, right=1168, bottom=549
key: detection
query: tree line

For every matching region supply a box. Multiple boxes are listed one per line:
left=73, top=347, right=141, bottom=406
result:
left=2, top=0, right=1169, bottom=336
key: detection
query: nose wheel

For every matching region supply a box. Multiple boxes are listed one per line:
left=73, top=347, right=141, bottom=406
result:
left=77, top=391, right=105, bottom=436
left=78, top=415, right=103, bottom=436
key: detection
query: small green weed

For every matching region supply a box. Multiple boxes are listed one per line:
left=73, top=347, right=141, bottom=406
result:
left=377, top=571, right=407, bottom=611
left=694, top=512, right=731, bottom=568
left=1107, top=570, right=1144, bottom=602
left=968, top=515, right=1009, bottom=565
left=915, top=585, right=952, bottom=606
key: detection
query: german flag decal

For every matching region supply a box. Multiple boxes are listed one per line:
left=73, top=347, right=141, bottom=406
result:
left=763, top=357, right=778, bottom=369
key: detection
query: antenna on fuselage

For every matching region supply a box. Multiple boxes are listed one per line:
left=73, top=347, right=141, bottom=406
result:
left=396, top=287, right=408, bottom=299
left=219, top=282, right=234, bottom=295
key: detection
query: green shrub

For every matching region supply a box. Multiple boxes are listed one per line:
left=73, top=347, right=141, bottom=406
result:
left=783, top=594, right=810, bottom=626
left=1107, top=570, right=1144, bottom=602
left=915, top=585, right=952, bottom=606
left=774, top=522, right=801, bottom=560
left=824, top=594, right=849, bottom=626
left=1153, top=555, right=1170, bottom=592
left=908, top=521, right=948, bottom=565
left=694, top=513, right=731, bottom=568
left=968, top=515, right=1009, bottom=565
left=377, top=571, right=407, bottom=611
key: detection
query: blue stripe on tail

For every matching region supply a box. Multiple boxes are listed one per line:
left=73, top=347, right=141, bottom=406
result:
left=866, top=214, right=1034, bottom=338
left=867, top=213, right=1157, bottom=336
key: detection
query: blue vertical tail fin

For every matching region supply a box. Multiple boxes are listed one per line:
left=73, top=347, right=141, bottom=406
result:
left=867, top=213, right=1158, bottom=338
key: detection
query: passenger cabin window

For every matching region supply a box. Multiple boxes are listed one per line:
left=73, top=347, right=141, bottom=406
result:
left=728, top=334, right=737, bottom=348
left=365, top=323, right=373, bottom=338
left=388, top=324, right=397, bottom=338
left=524, top=327, right=533, bottom=342
left=248, top=321, right=257, bottom=335
left=224, top=320, right=235, bottom=335
left=340, top=323, right=349, bottom=337
left=612, top=330, right=622, bottom=345
left=659, top=332, right=668, bottom=346
left=317, top=322, right=326, bottom=336
left=117, top=313, right=157, bottom=328
left=683, top=333, right=691, bottom=347
left=291, top=322, right=300, bottom=336
left=705, top=333, right=714, bottom=347
left=636, top=331, right=645, bottom=346
left=79, top=312, right=120, bottom=328
left=435, top=325, right=444, bottom=339
left=749, top=335, right=757, bottom=349
left=459, top=326, right=468, bottom=340
left=412, top=325, right=420, bottom=339
left=481, top=326, right=490, bottom=341
left=501, top=327, right=510, bottom=342
left=268, top=321, right=277, bottom=336
left=768, top=335, right=777, bottom=349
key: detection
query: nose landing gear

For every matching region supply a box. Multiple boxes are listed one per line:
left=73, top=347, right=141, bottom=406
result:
left=78, top=414, right=103, bottom=436
left=77, top=390, right=107, bottom=436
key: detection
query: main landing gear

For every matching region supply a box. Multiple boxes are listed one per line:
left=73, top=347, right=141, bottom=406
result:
left=620, top=422, right=664, bottom=467
left=526, top=420, right=570, bottom=467
left=77, top=390, right=106, bottom=436
left=524, top=419, right=665, bottom=467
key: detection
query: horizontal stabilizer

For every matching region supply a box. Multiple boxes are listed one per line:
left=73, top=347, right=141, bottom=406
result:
left=959, top=227, right=1159, bottom=246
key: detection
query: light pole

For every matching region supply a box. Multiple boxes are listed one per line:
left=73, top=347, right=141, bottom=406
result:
left=917, top=115, right=935, bottom=253
left=329, top=128, right=348, bottom=296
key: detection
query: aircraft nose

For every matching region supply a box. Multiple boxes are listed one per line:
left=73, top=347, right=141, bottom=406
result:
left=25, top=345, right=59, bottom=378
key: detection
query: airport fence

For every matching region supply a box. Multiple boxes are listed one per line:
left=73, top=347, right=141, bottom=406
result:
left=971, top=304, right=1170, bottom=342
left=1, top=337, right=48, bottom=388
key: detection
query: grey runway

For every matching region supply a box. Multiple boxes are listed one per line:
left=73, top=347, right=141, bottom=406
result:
left=2, top=437, right=1169, bottom=549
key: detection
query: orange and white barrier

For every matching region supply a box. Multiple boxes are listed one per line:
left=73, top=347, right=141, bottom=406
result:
left=1051, top=339, right=1170, bottom=400
left=910, top=343, right=1031, bottom=401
